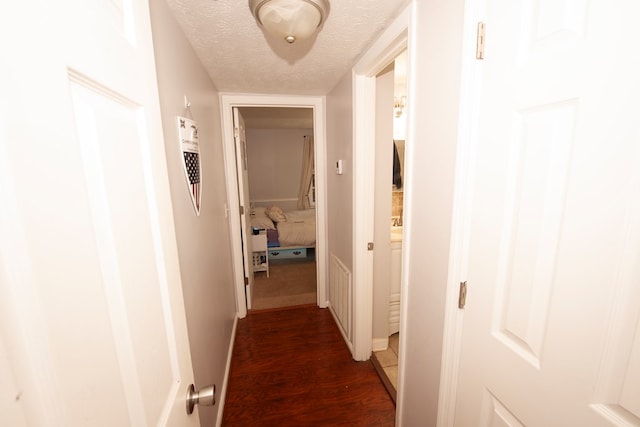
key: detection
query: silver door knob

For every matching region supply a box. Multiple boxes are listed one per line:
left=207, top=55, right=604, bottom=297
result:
left=186, top=383, right=216, bottom=415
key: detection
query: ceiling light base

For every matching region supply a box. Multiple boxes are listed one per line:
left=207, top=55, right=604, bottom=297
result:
left=249, top=0, right=330, bottom=44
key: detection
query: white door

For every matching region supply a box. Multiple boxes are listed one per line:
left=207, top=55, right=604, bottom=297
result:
left=232, top=108, right=255, bottom=309
left=0, top=0, right=199, bottom=425
left=454, top=0, right=640, bottom=425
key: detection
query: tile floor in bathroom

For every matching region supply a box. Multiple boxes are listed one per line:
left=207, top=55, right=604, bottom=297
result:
left=373, top=333, right=399, bottom=397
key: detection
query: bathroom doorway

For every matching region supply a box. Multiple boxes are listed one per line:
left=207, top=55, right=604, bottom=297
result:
left=370, top=50, right=408, bottom=401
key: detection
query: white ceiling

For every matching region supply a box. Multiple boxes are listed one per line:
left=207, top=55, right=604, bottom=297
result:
left=163, top=0, right=409, bottom=95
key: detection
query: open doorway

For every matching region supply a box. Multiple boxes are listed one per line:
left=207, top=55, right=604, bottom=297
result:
left=369, top=50, right=407, bottom=402
left=348, top=14, right=410, bottom=427
left=350, top=5, right=409, bottom=365
left=239, top=107, right=318, bottom=310
left=220, top=94, right=327, bottom=319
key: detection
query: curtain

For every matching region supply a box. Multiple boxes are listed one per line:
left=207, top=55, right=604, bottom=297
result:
left=297, top=135, right=314, bottom=210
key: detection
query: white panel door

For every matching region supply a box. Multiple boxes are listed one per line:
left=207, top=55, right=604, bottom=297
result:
left=0, top=0, right=199, bottom=425
left=233, top=108, right=255, bottom=309
left=454, top=0, right=640, bottom=425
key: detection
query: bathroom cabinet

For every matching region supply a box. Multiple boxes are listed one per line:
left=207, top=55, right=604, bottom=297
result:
left=389, top=241, right=402, bottom=335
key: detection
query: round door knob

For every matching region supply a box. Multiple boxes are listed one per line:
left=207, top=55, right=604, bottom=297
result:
left=186, top=383, right=216, bottom=415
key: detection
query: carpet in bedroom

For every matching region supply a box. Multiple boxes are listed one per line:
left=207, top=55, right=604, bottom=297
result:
left=251, top=261, right=316, bottom=310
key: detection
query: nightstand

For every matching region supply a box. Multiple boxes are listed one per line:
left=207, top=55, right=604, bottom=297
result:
left=250, top=229, right=269, bottom=277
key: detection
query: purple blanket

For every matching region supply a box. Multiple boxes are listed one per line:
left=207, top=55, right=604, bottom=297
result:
left=266, top=228, right=280, bottom=247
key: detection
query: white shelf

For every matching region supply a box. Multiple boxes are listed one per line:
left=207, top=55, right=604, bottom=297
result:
left=250, top=229, right=269, bottom=277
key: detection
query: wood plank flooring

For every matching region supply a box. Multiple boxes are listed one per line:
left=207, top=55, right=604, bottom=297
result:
left=222, top=305, right=396, bottom=426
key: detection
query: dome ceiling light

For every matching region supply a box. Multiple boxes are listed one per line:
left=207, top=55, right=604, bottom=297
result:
left=249, top=0, right=330, bottom=44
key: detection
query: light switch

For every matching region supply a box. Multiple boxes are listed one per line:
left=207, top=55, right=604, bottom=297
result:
left=336, top=159, right=343, bottom=175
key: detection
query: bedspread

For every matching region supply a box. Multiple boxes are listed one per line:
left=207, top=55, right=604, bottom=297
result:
left=276, top=209, right=316, bottom=247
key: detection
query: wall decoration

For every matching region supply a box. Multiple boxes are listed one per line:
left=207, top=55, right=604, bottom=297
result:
left=177, top=116, right=201, bottom=215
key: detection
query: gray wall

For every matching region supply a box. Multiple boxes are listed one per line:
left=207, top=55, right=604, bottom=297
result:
left=149, top=1, right=237, bottom=425
left=398, top=0, right=466, bottom=424
left=245, top=128, right=312, bottom=208
left=325, top=73, right=354, bottom=270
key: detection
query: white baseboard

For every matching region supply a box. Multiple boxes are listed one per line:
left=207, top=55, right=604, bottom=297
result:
left=215, top=314, right=239, bottom=427
left=372, top=337, right=389, bottom=352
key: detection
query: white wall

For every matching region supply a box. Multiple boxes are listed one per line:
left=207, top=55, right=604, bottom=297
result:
left=245, top=128, right=312, bottom=208
left=148, top=1, right=237, bottom=426
left=398, top=0, right=466, bottom=424
left=325, top=73, right=354, bottom=270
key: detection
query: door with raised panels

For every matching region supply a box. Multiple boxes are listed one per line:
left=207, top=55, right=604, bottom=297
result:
left=454, top=0, right=640, bottom=425
left=0, top=0, right=198, bottom=425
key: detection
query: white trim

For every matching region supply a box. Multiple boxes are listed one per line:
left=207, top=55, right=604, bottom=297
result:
left=215, top=314, right=239, bottom=427
left=372, top=337, right=390, bottom=352
left=220, top=94, right=328, bottom=317
left=394, top=7, right=415, bottom=425
left=220, top=102, right=247, bottom=318
left=351, top=73, right=375, bottom=361
left=435, top=1, right=484, bottom=425
left=351, top=5, right=410, bottom=362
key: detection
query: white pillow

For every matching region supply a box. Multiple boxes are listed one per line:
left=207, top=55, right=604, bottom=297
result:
left=250, top=207, right=275, bottom=229
left=265, top=205, right=287, bottom=223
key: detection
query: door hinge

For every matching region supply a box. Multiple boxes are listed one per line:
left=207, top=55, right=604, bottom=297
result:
left=234, top=127, right=240, bottom=139
left=239, top=205, right=244, bottom=215
left=244, top=277, right=249, bottom=285
left=458, top=281, right=468, bottom=309
left=367, top=242, right=374, bottom=251
left=476, top=22, right=485, bottom=60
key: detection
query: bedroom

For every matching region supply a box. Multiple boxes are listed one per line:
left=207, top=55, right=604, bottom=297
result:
left=240, top=107, right=317, bottom=310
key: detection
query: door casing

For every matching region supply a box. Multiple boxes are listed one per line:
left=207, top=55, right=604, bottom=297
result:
left=220, top=94, right=328, bottom=317
left=351, top=6, right=410, bottom=359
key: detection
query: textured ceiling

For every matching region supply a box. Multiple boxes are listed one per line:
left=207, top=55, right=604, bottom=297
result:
left=163, top=0, right=409, bottom=95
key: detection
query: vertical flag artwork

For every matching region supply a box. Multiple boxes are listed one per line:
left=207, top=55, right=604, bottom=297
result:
left=177, top=116, right=201, bottom=214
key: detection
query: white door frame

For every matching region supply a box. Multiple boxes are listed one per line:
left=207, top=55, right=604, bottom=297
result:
left=220, top=94, right=328, bottom=318
left=434, top=0, right=484, bottom=424
left=351, top=6, right=410, bottom=361
left=231, top=107, right=255, bottom=309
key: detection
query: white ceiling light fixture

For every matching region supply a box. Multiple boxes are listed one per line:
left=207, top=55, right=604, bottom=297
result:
left=249, top=0, right=330, bottom=44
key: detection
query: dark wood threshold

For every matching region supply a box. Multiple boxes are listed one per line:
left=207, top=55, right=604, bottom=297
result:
left=371, top=352, right=397, bottom=404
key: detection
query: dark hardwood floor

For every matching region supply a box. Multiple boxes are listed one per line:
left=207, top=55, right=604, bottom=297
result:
left=222, top=305, right=396, bottom=426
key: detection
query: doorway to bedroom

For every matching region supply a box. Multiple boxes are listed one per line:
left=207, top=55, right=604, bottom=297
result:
left=240, top=107, right=318, bottom=311
left=220, top=94, right=327, bottom=318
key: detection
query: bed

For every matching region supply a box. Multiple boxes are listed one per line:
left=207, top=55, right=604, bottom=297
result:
left=250, top=206, right=316, bottom=249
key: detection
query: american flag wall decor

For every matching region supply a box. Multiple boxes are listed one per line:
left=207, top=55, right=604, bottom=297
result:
left=177, top=116, right=201, bottom=215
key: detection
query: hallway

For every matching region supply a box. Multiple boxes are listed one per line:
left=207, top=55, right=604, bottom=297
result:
left=222, top=305, right=395, bottom=426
